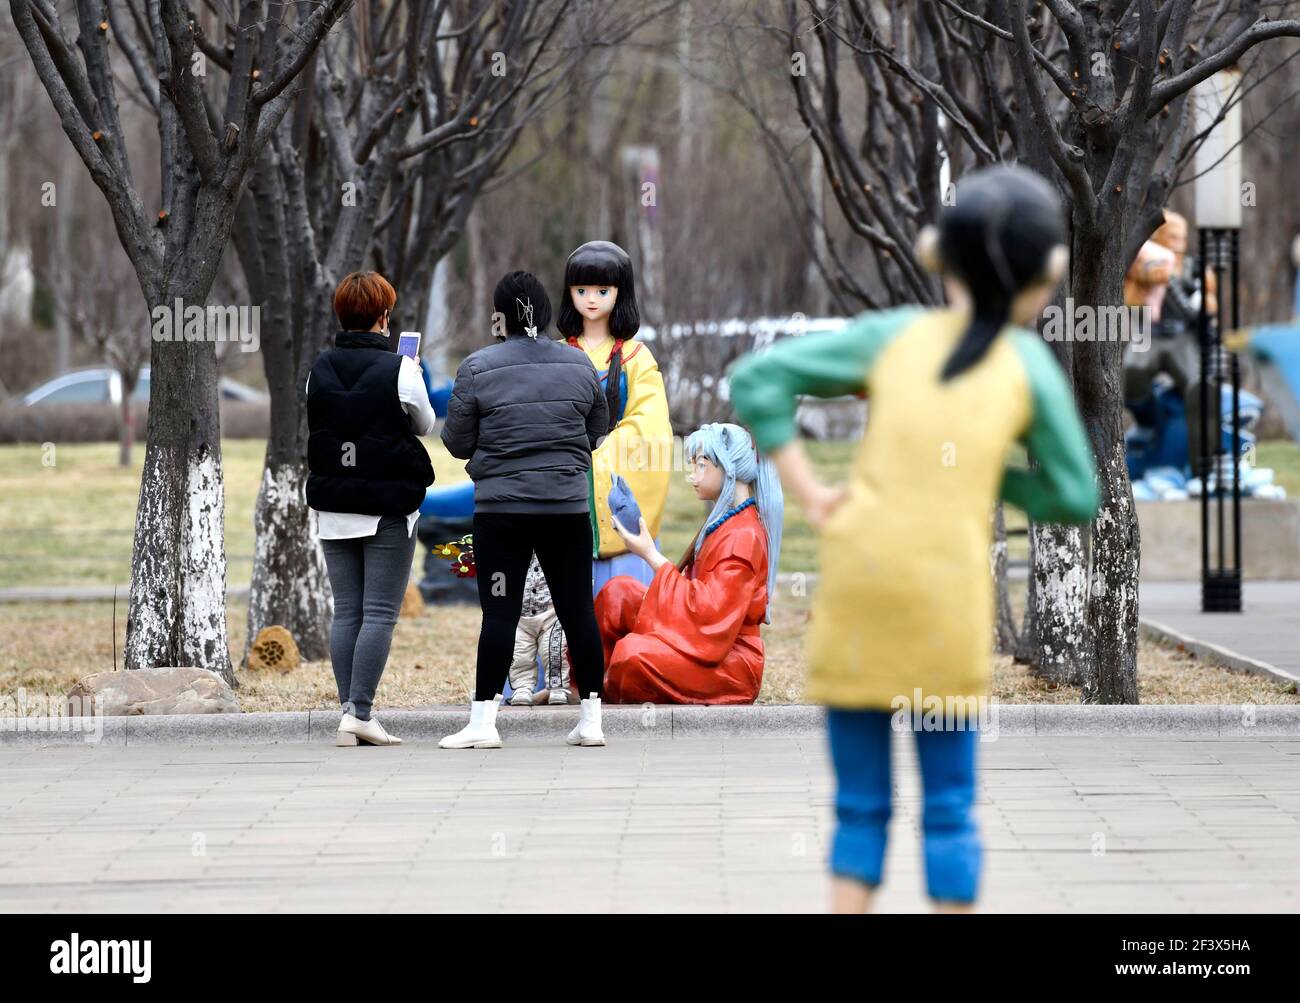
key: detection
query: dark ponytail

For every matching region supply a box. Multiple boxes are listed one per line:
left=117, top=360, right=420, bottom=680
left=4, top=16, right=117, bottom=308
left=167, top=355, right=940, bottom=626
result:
left=935, top=165, right=1065, bottom=381
left=492, top=270, right=552, bottom=338
left=603, top=340, right=624, bottom=432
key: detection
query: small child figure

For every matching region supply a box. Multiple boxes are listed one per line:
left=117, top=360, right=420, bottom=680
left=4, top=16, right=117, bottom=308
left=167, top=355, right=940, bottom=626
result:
left=507, top=554, right=573, bottom=705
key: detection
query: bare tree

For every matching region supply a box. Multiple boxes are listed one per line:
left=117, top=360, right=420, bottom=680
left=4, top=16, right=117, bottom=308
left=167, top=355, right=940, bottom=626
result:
left=228, top=1, right=667, bottom=663
left=739, top=0, right=1300, bottom=702
left=13, top=0, right=353, bottom=683
left=0, top=8, right=38, bottom=393
left=37, top=206, right=150, bottom=465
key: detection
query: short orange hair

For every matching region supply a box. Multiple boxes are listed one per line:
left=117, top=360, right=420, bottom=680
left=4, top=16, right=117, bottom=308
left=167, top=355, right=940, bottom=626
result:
left=334, top=271, right=397, bottom=330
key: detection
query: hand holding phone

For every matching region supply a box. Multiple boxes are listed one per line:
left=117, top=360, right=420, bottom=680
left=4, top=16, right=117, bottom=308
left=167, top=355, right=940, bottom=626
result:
left=397, top=331, right=422, bottom=359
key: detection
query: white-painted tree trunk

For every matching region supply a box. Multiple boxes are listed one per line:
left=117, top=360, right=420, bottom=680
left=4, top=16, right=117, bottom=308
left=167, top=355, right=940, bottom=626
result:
left=1084, top=440, right=1140, bottom=703
left=244, top=460, right=332, bottom=663
left=125, top=444, right=232, bottom=683
left=1029, top=523, right=1089, bottom=685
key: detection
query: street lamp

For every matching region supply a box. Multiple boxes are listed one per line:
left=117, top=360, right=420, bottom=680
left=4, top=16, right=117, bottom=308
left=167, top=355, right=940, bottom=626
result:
left=1192, top=68, right=1244, bottom=613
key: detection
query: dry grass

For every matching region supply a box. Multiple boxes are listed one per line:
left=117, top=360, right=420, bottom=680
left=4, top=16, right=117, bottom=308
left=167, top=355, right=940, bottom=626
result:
left=2, top=592, right=1293, bottom=711
left=4, top=437, right=1299, bottom=709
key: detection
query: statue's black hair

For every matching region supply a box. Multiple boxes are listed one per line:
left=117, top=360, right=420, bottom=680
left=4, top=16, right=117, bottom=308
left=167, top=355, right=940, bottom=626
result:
left=937, top=165, right=1065, bottom=381
left=556, top=241, right=640, bottom=341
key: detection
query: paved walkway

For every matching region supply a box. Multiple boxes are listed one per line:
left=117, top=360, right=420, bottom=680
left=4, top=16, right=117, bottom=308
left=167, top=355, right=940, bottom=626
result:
left=1142, top=580, right=1300, bottom=679
left=1, top=735, right=1297, bottom=913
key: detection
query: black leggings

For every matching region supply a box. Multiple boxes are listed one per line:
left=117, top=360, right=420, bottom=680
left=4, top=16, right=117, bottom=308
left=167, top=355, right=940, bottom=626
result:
left=471, top=512, right=604, bottom=701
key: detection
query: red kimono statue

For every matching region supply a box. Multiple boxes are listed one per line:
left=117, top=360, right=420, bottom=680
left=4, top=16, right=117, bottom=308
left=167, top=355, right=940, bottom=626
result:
left=595, top=505, right=769, bottom=704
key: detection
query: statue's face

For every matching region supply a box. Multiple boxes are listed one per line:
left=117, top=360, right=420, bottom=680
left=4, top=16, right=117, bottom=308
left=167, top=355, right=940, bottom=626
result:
left=569, top=284, right=619, bottom=326
left=687, top=453, right=724, bottom=503
left=1153, top=214, right=1188, bottom=257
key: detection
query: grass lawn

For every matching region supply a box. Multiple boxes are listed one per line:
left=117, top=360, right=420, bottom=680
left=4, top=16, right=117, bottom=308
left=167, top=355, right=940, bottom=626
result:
left=0, top=436, right=856, bottom=590
left=4, top=437, right=1299, bottom=589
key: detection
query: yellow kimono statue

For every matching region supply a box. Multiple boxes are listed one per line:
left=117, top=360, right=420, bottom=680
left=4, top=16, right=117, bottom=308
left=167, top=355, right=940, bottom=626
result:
left=558, top=241, right=673, bottom=591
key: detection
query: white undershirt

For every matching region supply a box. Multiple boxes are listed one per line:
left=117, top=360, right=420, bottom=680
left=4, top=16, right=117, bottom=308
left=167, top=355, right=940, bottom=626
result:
left=307, top=355, right=436, bottom=540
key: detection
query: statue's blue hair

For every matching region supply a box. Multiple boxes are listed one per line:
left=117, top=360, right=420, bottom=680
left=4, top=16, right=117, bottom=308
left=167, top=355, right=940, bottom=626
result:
left=685, top=422, right=784, bottom=621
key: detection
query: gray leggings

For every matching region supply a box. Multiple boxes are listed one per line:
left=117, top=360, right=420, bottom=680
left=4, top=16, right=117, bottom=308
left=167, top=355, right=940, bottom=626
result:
left=320, top=515, right=417, bottom=721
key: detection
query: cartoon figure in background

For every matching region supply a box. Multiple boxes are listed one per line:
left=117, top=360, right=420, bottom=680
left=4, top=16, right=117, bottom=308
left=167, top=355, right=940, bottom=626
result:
left=729, top=165, right=1098, bottom=913
left=430, top=540, right=573, bottom=705
left=558, top=241, right=673, bottom=593
left=1124, top=210, right=1221, bottom=489
left=597, top=424, right=783, bottom=705
left=507, top=554, right=571, bottom=706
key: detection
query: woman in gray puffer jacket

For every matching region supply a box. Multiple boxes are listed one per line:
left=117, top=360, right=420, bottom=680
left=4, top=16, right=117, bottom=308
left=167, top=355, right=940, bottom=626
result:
left=439, top=271, right=610, bottom=750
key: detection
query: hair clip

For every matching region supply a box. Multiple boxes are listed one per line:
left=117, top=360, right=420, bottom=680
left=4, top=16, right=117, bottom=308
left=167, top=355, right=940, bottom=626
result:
left=516, top=297, right=539, bottom=338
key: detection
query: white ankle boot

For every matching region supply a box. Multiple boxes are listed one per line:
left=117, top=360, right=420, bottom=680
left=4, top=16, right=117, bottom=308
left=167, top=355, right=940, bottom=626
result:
left=439, top=696, right=503, bottom=749
left=565, top=693, right=606, bottom=747
left=337, top=713, right=402, bottom=747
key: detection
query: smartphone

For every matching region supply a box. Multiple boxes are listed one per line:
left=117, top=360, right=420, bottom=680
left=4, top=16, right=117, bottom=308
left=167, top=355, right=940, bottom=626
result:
left=397, top=331, right=421, bottom=359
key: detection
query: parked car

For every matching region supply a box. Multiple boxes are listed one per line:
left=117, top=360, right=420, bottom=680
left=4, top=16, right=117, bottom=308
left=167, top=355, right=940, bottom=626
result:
left=22, top=367, right=266, bottom=406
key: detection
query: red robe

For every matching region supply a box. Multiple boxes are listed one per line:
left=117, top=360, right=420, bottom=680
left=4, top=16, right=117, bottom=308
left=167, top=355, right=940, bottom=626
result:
left=595, top=505, right=769, bottom=704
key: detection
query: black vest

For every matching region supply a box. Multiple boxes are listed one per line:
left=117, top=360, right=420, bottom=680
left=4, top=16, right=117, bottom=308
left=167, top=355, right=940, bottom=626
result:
left=306, top=331, right=434, bottom=515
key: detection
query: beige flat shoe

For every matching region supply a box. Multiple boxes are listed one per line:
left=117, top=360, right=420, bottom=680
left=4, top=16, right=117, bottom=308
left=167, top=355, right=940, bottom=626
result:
left=337, top=712, right=402, bottom=747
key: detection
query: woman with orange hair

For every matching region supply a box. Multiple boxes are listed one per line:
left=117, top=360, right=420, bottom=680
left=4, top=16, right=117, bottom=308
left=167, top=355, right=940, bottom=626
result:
left=306, top=271, right=435, bottom=747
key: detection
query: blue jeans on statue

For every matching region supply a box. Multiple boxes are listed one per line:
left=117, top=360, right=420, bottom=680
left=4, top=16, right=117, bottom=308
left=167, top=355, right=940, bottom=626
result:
left=826, top=708, right=982, bottom=904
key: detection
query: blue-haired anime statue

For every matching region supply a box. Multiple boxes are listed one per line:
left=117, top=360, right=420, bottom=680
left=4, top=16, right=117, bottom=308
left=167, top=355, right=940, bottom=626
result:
left=596, top=422, right=783, bottom=704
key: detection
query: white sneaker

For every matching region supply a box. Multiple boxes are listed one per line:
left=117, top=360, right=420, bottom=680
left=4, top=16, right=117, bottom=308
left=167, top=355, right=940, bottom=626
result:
left=337, top=713, right=402, bottom=747
left=565, top=693, right=605, bottom=747
left=509, top=688, right=534, bottom=707
left=439, top=696, right=503, bottom=749
left=547, top=688, right=573, bottom=705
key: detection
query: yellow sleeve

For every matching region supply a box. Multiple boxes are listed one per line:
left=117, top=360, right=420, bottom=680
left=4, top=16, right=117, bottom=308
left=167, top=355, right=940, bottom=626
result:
left=591, top=342, right=674, bottom=557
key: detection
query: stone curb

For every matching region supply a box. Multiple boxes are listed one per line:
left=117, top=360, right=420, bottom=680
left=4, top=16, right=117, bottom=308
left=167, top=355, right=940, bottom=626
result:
left=1139, top=617, right=1300, bottom=685
left=1, top=704, right=1298, bottom=747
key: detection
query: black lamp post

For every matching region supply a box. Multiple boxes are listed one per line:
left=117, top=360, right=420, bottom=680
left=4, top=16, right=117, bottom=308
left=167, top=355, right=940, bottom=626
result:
left=1197, top=229, right=1242, bottom=612
left=1193, top=70, right=1244, bottom=613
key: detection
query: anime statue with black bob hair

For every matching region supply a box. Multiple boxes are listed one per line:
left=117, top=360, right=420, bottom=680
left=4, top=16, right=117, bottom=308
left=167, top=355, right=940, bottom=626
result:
left=559, top=240, right=674, bottom=595
left=557, top=240, right=641, bottom=431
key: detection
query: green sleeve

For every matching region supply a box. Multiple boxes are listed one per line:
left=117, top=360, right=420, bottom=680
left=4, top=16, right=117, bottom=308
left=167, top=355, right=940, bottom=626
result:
left=727, top=307, right=924, bottom=453
left=1001, top=333, right=1100, bottom=524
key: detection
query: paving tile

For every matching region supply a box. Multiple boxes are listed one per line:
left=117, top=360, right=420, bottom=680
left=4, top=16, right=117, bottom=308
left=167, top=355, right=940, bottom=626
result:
left=0, top=737, right=1297, bottom=911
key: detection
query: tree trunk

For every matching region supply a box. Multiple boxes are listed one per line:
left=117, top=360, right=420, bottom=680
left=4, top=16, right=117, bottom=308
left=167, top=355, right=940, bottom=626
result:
left=1014, top=526, right=1037, bottom=665
left=246, top=457, right=331, bottom=662
left=1026, top=275, right=1090, bottom=683
left=1073, top=222, right=1140, bottom=704
left=467, top=206, right=489, bottom=343
left=991, top=504, right=1018, bottom=654
left=118, top=375, right=133, bottom=467
left=124, top=283, right=232, bottom=684
left=238, top=150, right=333, bottom=665
left=1028, top=522, right=1088, bottom=685
left=243, top=280, right=331, bottom=666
